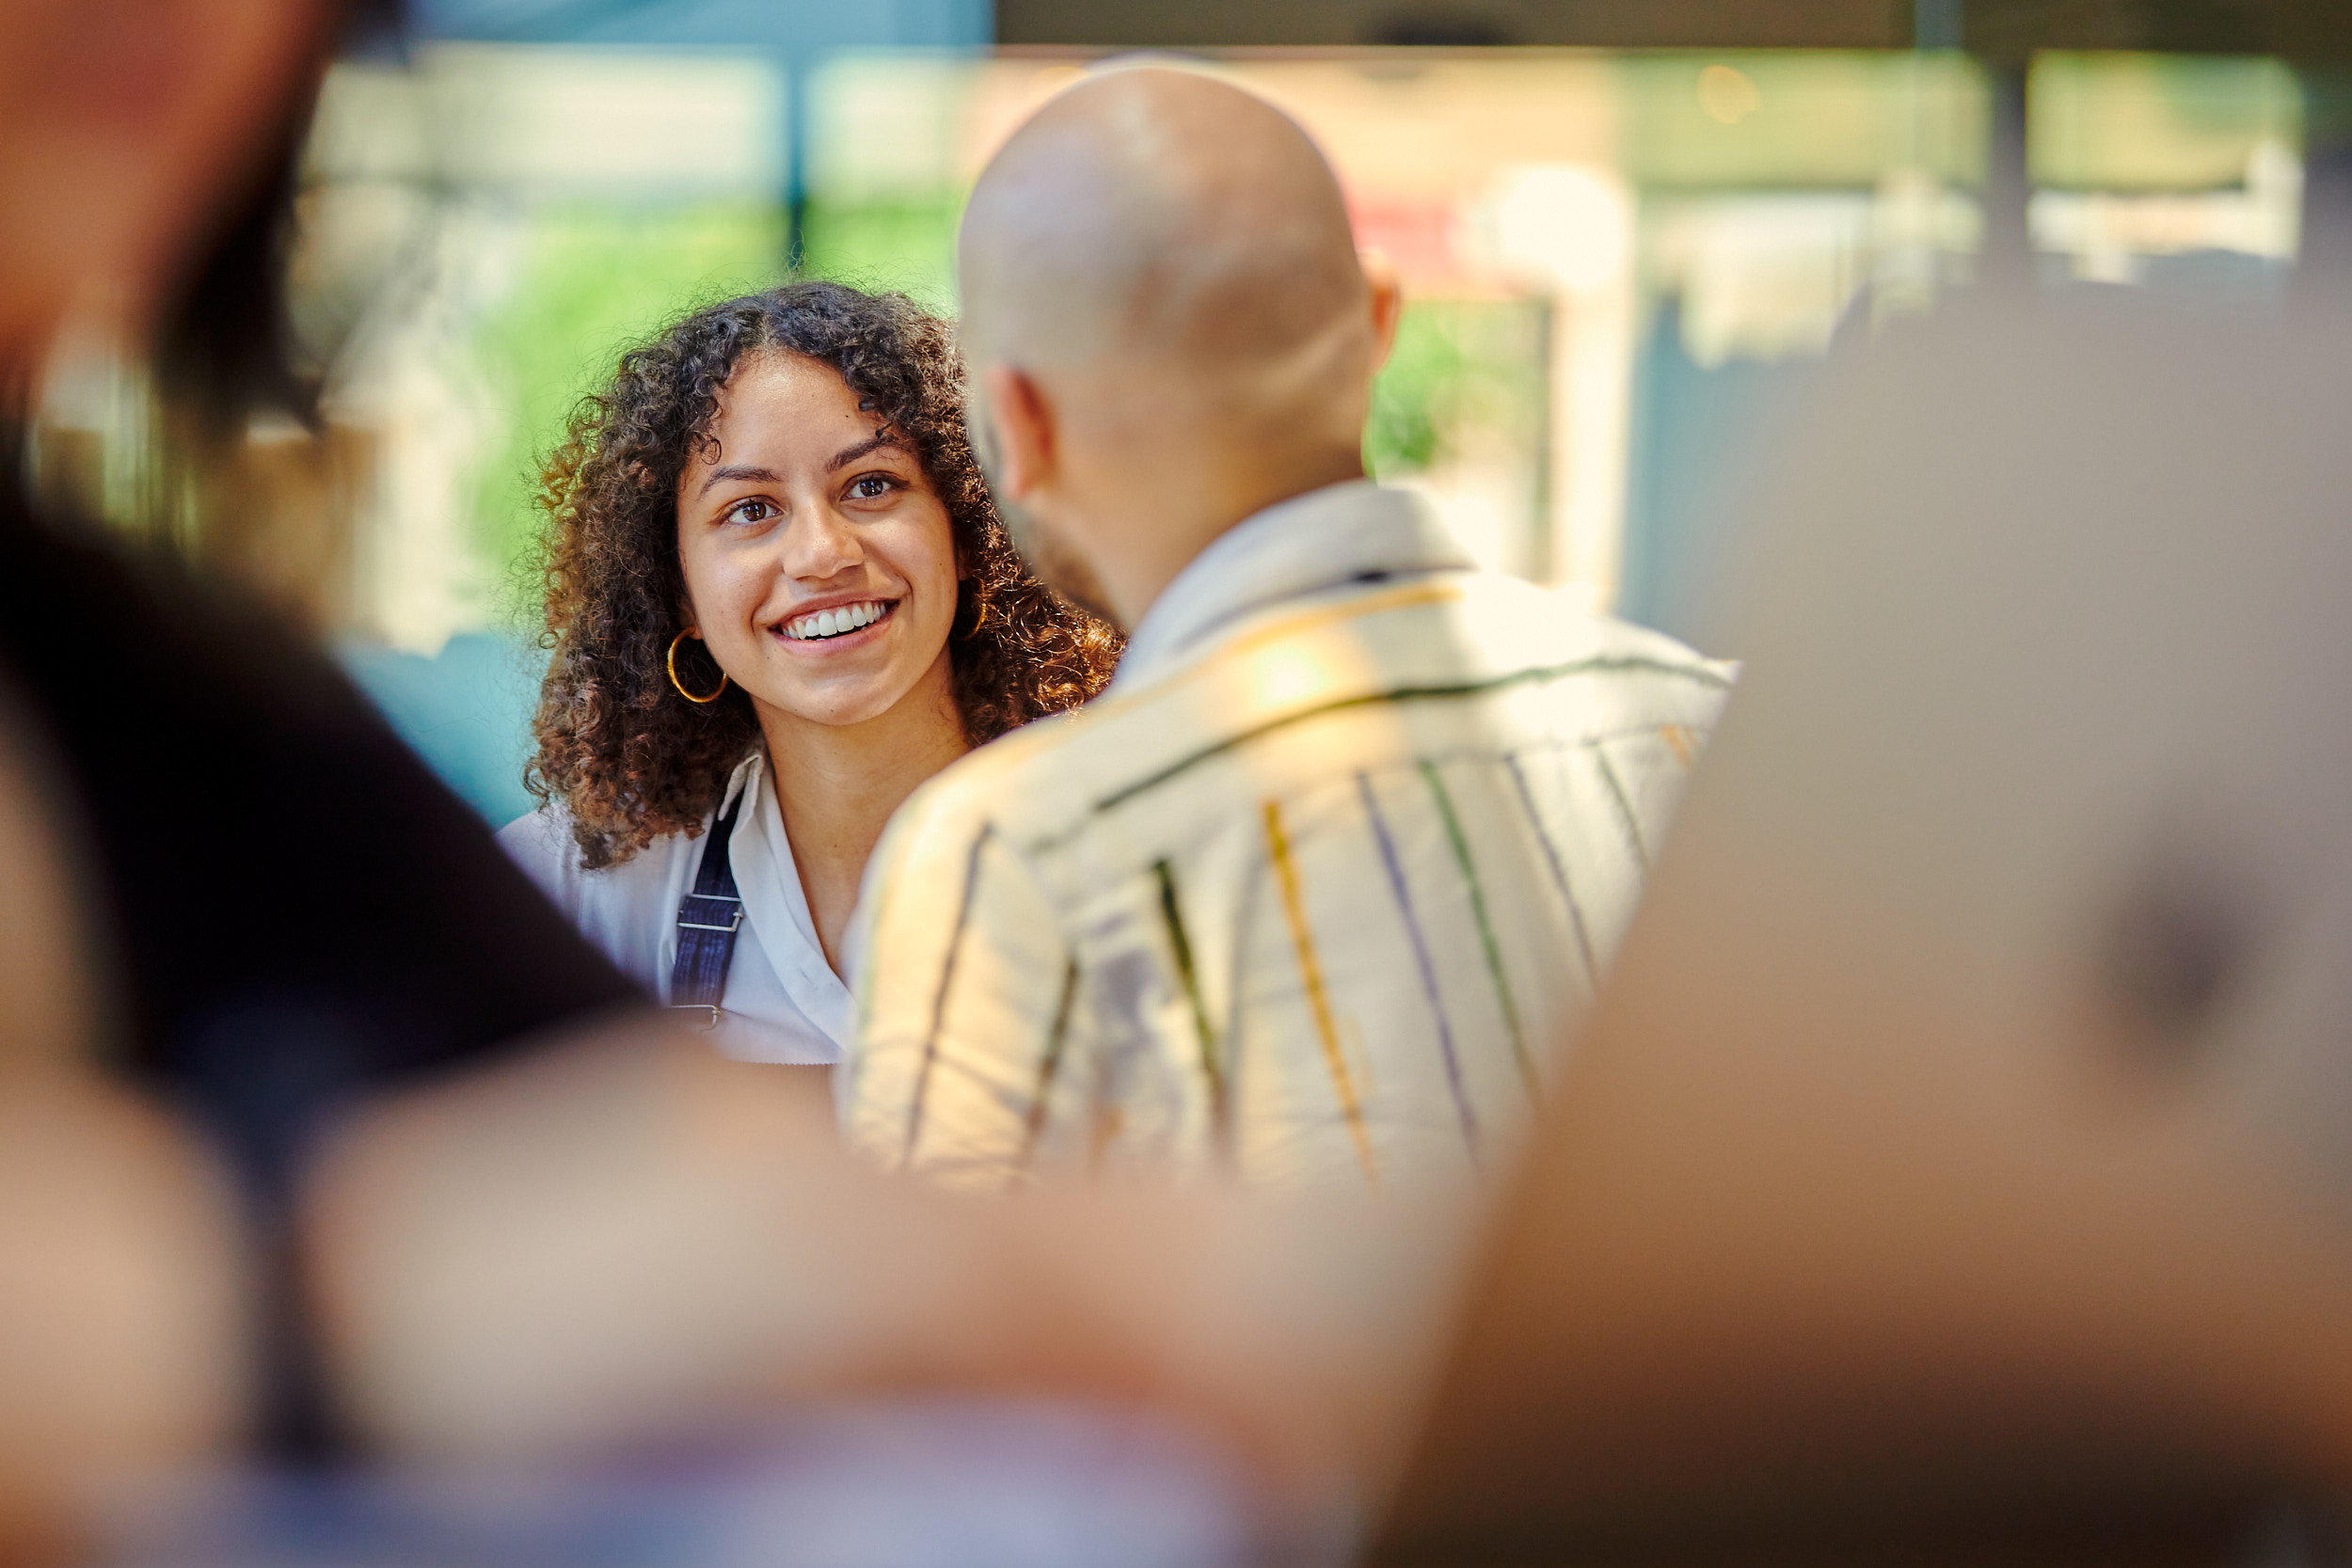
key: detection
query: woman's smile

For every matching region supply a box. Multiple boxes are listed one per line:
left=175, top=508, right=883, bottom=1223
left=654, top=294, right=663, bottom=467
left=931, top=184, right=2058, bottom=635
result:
left=774, top=597, right=898, bottom=647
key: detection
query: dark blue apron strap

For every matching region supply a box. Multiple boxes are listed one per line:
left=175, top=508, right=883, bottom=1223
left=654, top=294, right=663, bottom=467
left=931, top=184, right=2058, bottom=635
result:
left=667, top=787, right=746, bottom=1029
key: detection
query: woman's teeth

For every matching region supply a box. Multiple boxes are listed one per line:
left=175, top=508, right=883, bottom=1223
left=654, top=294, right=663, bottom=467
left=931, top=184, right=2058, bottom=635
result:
left=783, top=600, right=890, bottom=641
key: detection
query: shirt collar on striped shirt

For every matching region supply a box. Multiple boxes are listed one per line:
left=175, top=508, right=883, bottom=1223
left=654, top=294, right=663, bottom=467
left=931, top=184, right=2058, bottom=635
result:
left=1111, top=480, right=1476, bottom=691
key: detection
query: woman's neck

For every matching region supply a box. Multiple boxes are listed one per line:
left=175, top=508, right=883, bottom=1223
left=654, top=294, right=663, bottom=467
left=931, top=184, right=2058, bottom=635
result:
left=754, top=657, right=970, bottom=975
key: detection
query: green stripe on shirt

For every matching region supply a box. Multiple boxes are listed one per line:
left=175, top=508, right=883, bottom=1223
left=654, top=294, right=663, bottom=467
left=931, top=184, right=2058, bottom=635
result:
left=1422, top=760, right=1537, bottom=1100
left=1153, top=859, right=1229, bottom=1141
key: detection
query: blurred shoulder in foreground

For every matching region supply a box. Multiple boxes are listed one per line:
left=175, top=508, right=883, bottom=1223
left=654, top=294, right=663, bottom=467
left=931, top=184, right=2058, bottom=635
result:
left=1378, top=282, right=2352, bottom=1559
left=0, top=692, right=245, bottom=1560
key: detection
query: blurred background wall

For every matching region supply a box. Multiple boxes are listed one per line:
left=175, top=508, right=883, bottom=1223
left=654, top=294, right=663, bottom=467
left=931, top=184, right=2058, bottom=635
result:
left=24, top=0, right=2333, bottom=823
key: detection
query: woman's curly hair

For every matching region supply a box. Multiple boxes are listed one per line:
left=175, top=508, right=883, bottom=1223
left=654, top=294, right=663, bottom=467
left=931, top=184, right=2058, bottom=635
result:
left=527, top=281, right=1121, bottom=869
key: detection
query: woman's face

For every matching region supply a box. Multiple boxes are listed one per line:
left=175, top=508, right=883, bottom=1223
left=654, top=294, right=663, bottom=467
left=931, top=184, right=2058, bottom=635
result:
left=675, top=352, right=961, bottom=736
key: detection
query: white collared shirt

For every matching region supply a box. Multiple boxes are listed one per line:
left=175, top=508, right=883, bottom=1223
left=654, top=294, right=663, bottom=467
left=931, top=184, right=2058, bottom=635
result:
left=1111, top=478, right=1474, bottom=688
left=843, top=480, right=1736, bottom=1189
left=500, top=752, right=849, bottom=1065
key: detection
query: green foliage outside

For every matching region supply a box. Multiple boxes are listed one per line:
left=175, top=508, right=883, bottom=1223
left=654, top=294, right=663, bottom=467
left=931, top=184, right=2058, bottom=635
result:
left=459, top=202, right=1549, bottom=610
left=796, top=198, right=963, bottom=312
left=1366, top=298, right=1549, bottom=481
left=464, top=200, right=788, bottom=610
left=1366, top=305, right=1466, bottom=475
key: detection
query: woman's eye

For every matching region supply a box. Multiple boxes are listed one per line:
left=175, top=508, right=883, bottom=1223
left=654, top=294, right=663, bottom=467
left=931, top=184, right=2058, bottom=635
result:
left=847, top=474, right=898, bottom=500
left=725, top=499, right=776, bottom=526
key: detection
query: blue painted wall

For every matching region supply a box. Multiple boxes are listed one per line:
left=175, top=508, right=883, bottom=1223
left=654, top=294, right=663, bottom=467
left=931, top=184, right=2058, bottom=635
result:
left=342, top=634, right=547, bottom=827
left=1618, top=299, right=1811, bottom=648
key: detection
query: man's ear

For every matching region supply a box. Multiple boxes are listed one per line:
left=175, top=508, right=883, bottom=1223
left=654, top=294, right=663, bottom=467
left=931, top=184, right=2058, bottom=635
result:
left=1360, top=248, right=1405, bottom=372
left=978, top=364, right=1057, bottom=502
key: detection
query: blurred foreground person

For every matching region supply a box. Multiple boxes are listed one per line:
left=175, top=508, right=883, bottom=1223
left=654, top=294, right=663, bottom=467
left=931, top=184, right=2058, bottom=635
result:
left=503, top=284, right=1117, bottom=1067
left=0, top=0, right=643, bottom=1461
left=842, top=69, right=1733, bottom=1190
left=1372, top=286, right=2352, bottom=1560
left=0, top=5, right=1448, bottom=1554
left=0, top=710, right=244, bottom=1562
left=0, top=0, right=656, bottom=1538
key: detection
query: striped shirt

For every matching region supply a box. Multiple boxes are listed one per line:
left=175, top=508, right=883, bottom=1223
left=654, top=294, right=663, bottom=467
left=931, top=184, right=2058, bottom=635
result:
left=841, top=482, right=1733, bottom=1190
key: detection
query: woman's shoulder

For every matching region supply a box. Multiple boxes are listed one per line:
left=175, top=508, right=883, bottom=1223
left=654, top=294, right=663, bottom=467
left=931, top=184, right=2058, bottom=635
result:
left=496, top=801, right=579, bottom=886
left=500, top=754, right=757, bottom=911
left=498, top=800, right=717, bottom=998
left=496, top=800, right=567, bottom=853
left=497, top=801, right=698, bottom=911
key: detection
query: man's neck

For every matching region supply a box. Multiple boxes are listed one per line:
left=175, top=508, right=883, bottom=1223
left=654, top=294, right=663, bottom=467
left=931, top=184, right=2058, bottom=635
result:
left=1098, top=447, right=1369, bottom=630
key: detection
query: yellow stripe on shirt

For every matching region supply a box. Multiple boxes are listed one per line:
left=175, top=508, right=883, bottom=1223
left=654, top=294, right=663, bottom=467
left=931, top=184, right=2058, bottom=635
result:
left=1262, top=799, right=1377, bottom=1185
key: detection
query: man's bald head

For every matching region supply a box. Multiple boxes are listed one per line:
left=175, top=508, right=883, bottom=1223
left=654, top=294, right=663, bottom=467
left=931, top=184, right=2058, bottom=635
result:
left=961, top=69, right=1372, bottom=422
left=957, top=68, right=1399, bottom=628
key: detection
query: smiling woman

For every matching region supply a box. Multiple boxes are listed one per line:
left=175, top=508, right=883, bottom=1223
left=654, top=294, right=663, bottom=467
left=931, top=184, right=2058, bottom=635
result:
left=502, top=283, right=1120, bottom=1067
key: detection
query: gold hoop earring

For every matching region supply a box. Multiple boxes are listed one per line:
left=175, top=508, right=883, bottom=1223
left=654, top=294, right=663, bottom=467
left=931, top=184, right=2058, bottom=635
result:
left=961, top=595, right=991, bottom=641
left=667, top=631, right=728, bottom=704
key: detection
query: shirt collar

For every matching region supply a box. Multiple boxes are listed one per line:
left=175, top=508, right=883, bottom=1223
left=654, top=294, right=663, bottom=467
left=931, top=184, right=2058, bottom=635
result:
left=723, top=750, right=853, bottom=1044
left=720, top=752, right=760, bottom=816
left=1112, top=481, right=1474, bottom=690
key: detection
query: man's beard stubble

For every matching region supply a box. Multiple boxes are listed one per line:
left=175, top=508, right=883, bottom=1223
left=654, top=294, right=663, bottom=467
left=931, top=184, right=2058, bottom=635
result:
left=1001, top=499, right=1119, bottom=627
left=971, top=403, right=1120, bottom=627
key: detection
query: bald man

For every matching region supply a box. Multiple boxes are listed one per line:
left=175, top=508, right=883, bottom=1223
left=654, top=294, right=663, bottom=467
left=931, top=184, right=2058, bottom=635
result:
left=841, top=69, right=1734, bottom=1190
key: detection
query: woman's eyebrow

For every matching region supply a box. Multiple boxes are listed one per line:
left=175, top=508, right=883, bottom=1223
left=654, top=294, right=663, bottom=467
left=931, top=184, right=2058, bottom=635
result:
left=827, top=434, right=909, bottom=472
left=695, top=464, right=780, bottom=498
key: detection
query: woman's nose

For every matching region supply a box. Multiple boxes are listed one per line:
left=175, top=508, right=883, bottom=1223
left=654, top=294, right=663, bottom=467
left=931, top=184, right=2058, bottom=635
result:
left=781, top=504, right=863, bottom=580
